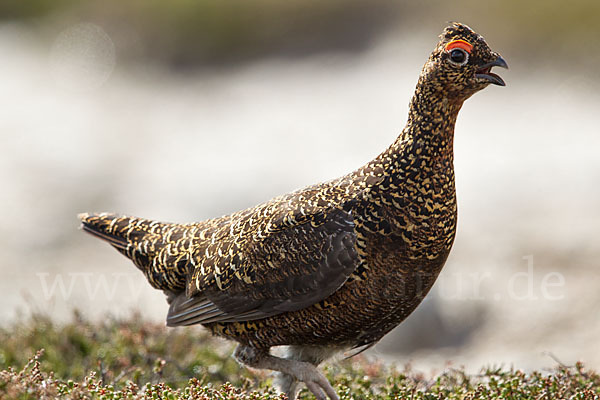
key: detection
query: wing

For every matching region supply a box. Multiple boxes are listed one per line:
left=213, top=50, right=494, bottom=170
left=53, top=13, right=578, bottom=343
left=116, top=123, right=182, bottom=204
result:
left=167, top=185, right=360, bottom=327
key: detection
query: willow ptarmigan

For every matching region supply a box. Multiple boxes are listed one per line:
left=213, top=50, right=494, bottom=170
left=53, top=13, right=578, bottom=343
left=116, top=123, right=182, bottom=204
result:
left=80, top=23, right=507, bottom=400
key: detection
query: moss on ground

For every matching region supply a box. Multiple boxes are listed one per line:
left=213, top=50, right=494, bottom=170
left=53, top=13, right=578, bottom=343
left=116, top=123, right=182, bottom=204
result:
left=0, top=313, right=598, bottom=399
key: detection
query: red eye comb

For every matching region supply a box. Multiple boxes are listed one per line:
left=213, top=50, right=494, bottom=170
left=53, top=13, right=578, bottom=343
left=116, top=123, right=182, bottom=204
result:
left=445, top=40, right=473, bottom=53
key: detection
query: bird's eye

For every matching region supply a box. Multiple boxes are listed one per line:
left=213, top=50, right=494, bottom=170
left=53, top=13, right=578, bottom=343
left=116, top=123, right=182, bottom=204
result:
left=445, top=40, right=472, bottom=67
left=449, top=48, right=468, bottom=65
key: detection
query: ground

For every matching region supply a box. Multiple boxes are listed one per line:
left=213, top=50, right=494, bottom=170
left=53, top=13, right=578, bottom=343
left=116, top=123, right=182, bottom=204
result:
left=0, top=313, right=598, bottom=399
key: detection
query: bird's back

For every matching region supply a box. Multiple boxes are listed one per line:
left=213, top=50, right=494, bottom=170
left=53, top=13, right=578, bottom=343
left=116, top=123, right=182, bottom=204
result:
left=79, top=174, right=364, bottom=321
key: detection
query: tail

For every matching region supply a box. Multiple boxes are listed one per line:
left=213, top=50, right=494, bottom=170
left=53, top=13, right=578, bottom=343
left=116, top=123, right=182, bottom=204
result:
left=79, top=212, right=131, bottom=251
left=78, top=212, right=189, bottom=291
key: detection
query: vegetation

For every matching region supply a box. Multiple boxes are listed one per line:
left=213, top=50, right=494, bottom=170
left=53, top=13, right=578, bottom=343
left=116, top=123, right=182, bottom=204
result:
left=0, top=313, right=598, bottom=399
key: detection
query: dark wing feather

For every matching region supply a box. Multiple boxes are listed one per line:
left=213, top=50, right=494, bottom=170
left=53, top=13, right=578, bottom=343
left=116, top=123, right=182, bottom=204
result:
left=166, top=199, right=359, bottom=326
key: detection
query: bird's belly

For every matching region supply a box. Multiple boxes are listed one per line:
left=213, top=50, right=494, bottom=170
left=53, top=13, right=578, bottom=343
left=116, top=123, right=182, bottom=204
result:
left=327, top=233, right=450, bottom=346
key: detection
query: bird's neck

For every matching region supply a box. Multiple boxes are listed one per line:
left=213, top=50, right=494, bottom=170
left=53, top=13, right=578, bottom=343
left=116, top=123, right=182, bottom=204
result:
left=367, top=83, right=463, bottom=187
left=353, top=78, right=466, bottom=194
left=395, top=81, right=464, bottom=160
left=354, top=82, right=462, bottom=258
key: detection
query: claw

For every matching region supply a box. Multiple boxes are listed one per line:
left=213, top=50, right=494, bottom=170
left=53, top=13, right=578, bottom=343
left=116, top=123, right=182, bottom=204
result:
left=305, top=381, right=328, bottom=400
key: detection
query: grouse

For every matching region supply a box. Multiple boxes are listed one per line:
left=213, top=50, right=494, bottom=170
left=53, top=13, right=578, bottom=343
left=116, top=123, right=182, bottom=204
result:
left=79, top=22, right=507, bottom=400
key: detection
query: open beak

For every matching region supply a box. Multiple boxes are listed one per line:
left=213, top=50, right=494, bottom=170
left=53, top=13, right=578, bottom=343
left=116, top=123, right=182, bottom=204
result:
left=475, top=55, right=508, bottom=86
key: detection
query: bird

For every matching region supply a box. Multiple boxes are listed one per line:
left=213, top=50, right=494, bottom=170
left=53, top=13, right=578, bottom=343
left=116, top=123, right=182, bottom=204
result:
left=79, top=22, right=507, bottom=400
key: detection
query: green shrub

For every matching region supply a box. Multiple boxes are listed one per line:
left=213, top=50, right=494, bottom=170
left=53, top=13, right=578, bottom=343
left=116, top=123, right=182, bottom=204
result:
left=1, top=313, right=599, bottom=399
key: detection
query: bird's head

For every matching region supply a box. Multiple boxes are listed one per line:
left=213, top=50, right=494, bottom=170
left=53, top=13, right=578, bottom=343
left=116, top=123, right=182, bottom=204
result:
left=419, top=23, right=508, bottom=101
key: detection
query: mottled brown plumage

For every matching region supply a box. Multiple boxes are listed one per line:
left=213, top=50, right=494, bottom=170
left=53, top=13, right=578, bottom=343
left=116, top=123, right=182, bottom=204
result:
left=80, top=23, right=507, bottom=400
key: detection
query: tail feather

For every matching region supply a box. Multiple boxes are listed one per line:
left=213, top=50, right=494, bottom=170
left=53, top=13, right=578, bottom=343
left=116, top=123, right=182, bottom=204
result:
left=79, top=213, right=130, bottom=251
left=78, top=212, right=189, bottom=291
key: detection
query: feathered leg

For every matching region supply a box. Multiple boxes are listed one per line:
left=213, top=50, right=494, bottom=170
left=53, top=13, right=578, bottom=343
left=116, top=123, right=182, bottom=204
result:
left=233, top=345, right=339, bottom=400
left=275, top=345, right=341, bottom=399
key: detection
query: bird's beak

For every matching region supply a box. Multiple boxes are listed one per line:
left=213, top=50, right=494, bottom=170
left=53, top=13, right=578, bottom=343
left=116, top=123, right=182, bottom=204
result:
left=475, top=55, right=508, bottom=86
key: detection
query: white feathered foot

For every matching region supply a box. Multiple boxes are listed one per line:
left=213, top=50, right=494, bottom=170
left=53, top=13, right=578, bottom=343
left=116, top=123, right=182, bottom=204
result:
left=234, top=344, right=340, bottom=400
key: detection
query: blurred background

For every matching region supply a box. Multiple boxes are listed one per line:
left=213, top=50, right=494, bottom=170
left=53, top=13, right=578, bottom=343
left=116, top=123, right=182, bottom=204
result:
left=1, top=0, right=598, bottom=374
